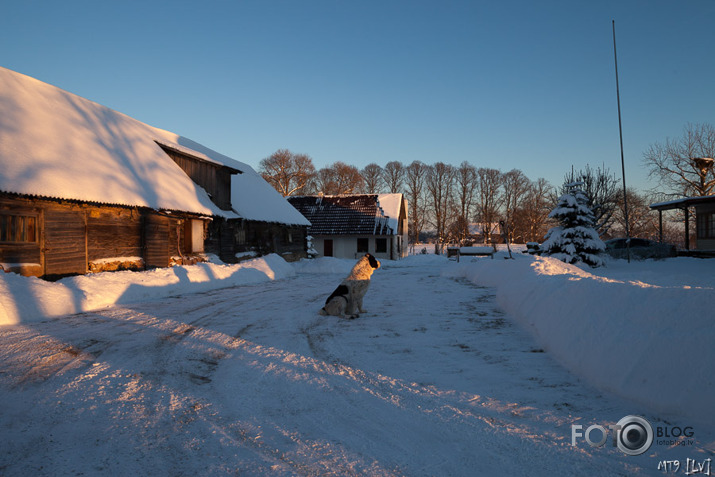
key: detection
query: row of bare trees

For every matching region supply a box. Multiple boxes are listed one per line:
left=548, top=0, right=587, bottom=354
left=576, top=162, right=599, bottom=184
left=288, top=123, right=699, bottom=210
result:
left=259, top=150, right=415, bottom=197
left=259, top=122, right=714, bottom=248
left=259, top=151, right=558, bottom=246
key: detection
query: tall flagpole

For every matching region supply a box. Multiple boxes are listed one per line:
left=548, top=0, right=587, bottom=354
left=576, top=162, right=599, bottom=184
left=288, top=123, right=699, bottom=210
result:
left=613, top=20, right=631, bottom=263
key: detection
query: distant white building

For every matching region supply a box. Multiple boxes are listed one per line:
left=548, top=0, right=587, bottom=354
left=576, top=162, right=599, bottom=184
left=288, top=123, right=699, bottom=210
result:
left=288, top=194, right=408, bottom=260
left=468, top=223, right=501, bottom=244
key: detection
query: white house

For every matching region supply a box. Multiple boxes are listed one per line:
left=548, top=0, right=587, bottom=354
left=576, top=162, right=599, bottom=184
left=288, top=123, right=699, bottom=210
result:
left=288, top=194, right=408, bottom=260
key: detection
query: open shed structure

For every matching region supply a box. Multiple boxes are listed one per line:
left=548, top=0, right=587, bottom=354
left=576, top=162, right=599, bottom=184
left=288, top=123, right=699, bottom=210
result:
left=650, top=194, right=715, bottom=255
left=0, top=66, right=308, bottom=277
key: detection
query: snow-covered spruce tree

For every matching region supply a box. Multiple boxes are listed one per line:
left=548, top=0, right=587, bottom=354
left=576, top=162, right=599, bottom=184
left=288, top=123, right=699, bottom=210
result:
left=542, top=182, right=606, bottom=267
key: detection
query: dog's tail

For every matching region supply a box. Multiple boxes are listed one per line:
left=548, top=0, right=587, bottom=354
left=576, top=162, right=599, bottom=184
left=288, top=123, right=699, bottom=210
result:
left=319, top=307, right=327, bottom=316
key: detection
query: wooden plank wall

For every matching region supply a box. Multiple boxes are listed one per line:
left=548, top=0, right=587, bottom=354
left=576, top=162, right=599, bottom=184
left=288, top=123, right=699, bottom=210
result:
left=44, top=205, right=87, bottom=276
left=2, top=194, right=209, bottom=276
left=0, top=243, right=41, bottom=266
left=162, top=149, right=233, bottom=210
left=206, top=220, right=235, bottom=262
left=243, top=221, right=307, bottom=261
left=87, top=207, right=142, bottom=261
left=0, top=196, right=42, bottom=270
left=143, top=213, right=170, bottom=268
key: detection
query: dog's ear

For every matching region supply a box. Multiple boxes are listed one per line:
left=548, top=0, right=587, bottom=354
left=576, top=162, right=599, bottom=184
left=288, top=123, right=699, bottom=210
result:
left=366, top=253, right=380, bottom=269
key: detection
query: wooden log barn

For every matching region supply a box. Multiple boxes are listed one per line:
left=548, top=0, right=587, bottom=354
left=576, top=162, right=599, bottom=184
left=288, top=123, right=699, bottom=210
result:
left=0, top=66, right=309, bottom=278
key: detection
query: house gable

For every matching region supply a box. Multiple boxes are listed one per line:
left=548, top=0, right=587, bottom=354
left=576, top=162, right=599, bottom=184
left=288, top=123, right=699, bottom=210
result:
left=156, top=142, right=241, bottom=211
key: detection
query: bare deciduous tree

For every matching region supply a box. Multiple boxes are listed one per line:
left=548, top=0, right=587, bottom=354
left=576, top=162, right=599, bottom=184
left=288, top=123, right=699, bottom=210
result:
left=643, top=122, right=715, bottom=197
left=425, top=162, right=455, bottom=253
left=454, top=162, right=478, bottom=244
left=405, top=160, right=428, bottom=249
left=514, top=178, right=553, bottom=243
left=361, top=163, right=383, bottom=194
left=475, top=168, right=503, bottom=245
left=383, top=161, right=405, bottom=193
left=315, top=162, right=364, bottom=195
left=612, top=188, right=660, bottom=240
left=501, top=169, right=531, bottom=242
left=259, top=149, right=316, bottom=197
left=560, top=164, right=620, bottom=236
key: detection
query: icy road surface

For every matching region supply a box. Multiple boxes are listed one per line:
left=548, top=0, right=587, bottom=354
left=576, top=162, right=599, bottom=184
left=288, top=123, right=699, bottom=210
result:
left=0, top=258, right=701, bottom=476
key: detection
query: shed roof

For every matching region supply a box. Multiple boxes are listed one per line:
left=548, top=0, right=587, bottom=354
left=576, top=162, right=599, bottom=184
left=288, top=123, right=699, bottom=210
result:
left=288, top=194, right=395, bottom=235
left=650, top=195, right=715, bottom=211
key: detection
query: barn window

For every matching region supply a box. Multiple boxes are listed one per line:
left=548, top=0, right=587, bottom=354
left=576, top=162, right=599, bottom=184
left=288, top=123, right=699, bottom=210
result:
left=376, top=238, right=387, bottom=253
left=0, top=214, right=37, bottom=243
left=357, top=238, right=369, bottom=253
left=697, top=212, right=715, bottom=238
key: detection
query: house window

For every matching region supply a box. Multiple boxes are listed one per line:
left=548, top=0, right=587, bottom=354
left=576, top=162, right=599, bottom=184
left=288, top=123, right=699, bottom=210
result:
left=376, top=238, right=387, bottom=253
left=697, top=212, right=715, bottom=238
left=0, top=214, right=37, bottom=243
left=357, top=238, right=369, bottom=253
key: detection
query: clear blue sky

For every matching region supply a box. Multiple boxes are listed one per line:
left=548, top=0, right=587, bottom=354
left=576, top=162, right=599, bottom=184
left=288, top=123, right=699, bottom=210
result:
left=2, top=0, right=713, bottom=192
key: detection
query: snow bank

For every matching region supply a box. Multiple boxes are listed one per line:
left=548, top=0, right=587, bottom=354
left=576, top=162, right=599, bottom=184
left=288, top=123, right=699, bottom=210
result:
left=0, top=255, right=295, bottom=326
left=445, top=255, right=714, bottom=425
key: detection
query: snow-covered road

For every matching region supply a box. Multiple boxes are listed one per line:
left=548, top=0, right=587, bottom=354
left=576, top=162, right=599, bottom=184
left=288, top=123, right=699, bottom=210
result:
left=0, top=257, right=701, bottom=475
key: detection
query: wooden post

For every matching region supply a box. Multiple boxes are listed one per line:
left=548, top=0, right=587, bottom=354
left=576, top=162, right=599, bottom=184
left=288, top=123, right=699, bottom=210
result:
left=84, top=210, right=89, bottom=273
left=658, top=210, right=663, bottom=243
left=684, top=207, right=690, bottom=250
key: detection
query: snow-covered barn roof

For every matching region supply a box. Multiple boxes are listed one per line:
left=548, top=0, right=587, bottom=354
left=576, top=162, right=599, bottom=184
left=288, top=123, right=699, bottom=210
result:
left=228, top=168, right=311, bottom=226
left=153, top=134, right=310, bottom=226
left=0, top=67, right=308, bottom=226
left=0, top=67, right=236, bottom=216
left=287, top=194, right=399, bottom=235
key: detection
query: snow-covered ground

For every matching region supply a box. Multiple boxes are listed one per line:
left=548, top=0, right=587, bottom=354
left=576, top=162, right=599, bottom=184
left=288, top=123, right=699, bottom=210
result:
left=446, top=251, right=715, bottom=428
left=0, top=254, right=713, bottom=475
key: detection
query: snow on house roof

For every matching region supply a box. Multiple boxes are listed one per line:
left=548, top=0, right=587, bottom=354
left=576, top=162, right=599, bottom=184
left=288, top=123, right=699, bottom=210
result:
left=152, top=135, right=309, bottom=225
left=0, top=67, right=246, bottom=218
left=377, top=194, right=405, bottom=233
left=287, top=194, right=396, bottom=235
left=468, top=223, right=500, bottom=235
left=227, top=165, right=311, bottom=226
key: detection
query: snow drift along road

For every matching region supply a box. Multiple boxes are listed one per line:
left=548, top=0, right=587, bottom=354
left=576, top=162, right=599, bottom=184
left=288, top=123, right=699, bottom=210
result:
left=445, top=254, right=714, bottom=427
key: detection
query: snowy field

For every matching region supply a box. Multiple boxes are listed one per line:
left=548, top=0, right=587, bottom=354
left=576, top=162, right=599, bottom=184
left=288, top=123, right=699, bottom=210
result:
left=0, top=253, right=713, bottom=476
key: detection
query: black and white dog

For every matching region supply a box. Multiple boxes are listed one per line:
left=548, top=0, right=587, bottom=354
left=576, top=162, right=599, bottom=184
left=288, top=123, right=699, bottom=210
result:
left=319, top=253, right=381, bottom=319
